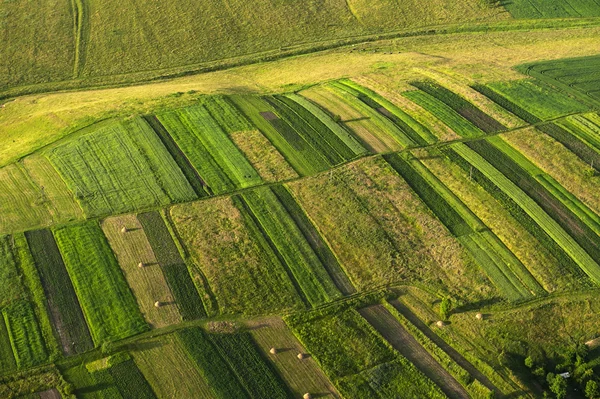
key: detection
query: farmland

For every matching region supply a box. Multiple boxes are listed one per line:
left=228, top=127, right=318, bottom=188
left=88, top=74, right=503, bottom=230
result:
left=3, top=5, right=600, bottom=398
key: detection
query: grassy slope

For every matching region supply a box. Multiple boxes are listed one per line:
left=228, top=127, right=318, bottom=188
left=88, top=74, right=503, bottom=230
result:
left=504, top=0, right=600, bottom=18
left=3, top=25, right=600, bottom=167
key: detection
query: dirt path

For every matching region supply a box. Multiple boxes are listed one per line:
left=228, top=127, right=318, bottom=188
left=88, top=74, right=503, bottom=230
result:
left=389, top=299, right=502, bottom=396
left=359, top=304, right=469, bottom=399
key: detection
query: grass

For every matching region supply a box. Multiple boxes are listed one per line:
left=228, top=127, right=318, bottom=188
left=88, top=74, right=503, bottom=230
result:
left=0, top=235, right=25, bottom=307
left=209, top=332, right=291, bottom=398
left=241, top=186, right=341, bottom=306
left=53, top=221, right=148, bottom=344
left=136, top=211, right=205, bottom=320
left=384, top=152, right=543, bottom=301
left=417, top=146, right=579, bottom=293
left=170, top=196, right=302, bottom=315
left=288, top=157, right=497, bottom=302
left=62, top=363, right=122, bottom=399
left=451, top=142, right=600, bottom=284
left=48, top=118, right=196, bottom=217
left=0, top=313, right=16, bottom=374
left=132, top=335, right=214, bottom=399
left=248, top=317, right=339, bottom=398
left=484, top=79, right=590, bottom=120
left=108, top=359, right=157, bottom=399
left=504, top=0, right=600, bottom=19
left=201, top=96, right=255, bottom=133
left=229, top=130, right=299, bottom=182
left=25, top=229, right=93, bottom=355
left=101, top=215, right=181, bottom=329
left=176, top=327, right=249, bottom=399
left=2, top=300, right=48, bottom=369
left=538, top=122, right=600, bottom=174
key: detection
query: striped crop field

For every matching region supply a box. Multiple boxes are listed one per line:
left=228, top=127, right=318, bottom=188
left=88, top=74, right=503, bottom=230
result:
left=48, top=118, right=197, bottom=217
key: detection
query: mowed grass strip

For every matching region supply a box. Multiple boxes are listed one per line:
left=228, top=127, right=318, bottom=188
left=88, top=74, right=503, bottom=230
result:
left=209, top=332, right=292, bottom=399
left=21, top=154, right=83, bottom=223
left=25, top=229, right=93, bottom=355
left=241, top=186, right=341, bottom=307
left=336, top=79, right=437, bottom=145
left=54, top=221, right=148, bottom=344
left=229, top=130, right=299, bottom=182
left=2, top=300, right=48, bottom=369
left=201, top=96, right=254, bottom=133
left=452, top=142, right=600, bottom=284
left=132, top=335, right=214, bottom=399
left=285, top=93, right=368, bottom=156
left=137, top=211, right=205, bottom=320
left=170, top=197, right=302, bottom=315
left=178, top=105, right=263, bottom=189
left=102, top=215, right=181, bottom=329
left=229, top=95, right=328, bottom=175
left=271, top=185, right=356, bottom=295
left=177, top=327, right=249, bottom=399
left=48, top=118, right=196, bottom=217
left=248, top=317, right=339, bottom=398
left=300, top=86, right=399, bottom=153
left=0, top=163, right=53, bottom=234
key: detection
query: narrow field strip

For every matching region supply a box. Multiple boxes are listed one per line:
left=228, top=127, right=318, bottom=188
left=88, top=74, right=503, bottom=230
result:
left=53, top=221, right=148, bottom=344
left=240, top=186, right=341, bottom=307
left=2, top=300, right=48, bottom=369
left=102, top=215, right=181, bottom=328
left=25, top=229, right=93, bottom=355
left=137, top=211, right=206, bottom=320
left=451, top=142, right=600, bottom=284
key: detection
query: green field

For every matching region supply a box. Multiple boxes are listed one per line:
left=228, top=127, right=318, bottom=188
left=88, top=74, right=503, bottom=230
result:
left=48, top=118, right=197, bottom=217
left=504, top=0, right=600, bottom=18
left=53, top=221, right=148, bottom=344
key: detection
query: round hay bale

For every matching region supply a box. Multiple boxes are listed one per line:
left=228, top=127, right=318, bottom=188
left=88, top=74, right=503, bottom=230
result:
left=436, top=320, right=445, bottom=328
left=154, top=301, right=162, bottom=308
left=138, top=262, right=144, bottom=268
left=476, top=313, right=484, bottom=320
left=297, top=353, right=305, bottom=360
left=121, top=227, right=127, bottom=234
left=303, top=393, right=312, bottom=399
left=269, top=347, right=277, bottom=355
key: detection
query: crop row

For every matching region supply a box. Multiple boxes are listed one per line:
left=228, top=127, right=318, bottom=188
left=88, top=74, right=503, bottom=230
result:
left=108, top=358, right=157, bottom=399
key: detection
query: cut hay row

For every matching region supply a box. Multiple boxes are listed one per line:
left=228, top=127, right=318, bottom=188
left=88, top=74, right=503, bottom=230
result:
left=48, top=118, right=196, bottom=217
left=170, top=196, right=302, bottom=316
left=229, top=94, right=326, bottom=175
left=177, top=105, right=262, bottom=189
left=176, top=327, right=249, bottom=399
left=2, top=300, right=48, bottom=369
left=451, top=142, right=600, bottom=284
left=300, top=86, right=399, bottom=153
left=132, top=335, right=215, bottom=399
left=137, top=211, right=206, bottom=320
left=468, top=137, right=600, bottom=263
left=272, top=94, right=358, bottom=162
left=53, top=221, right=148, bottom=344
left=209, top=332, right=291, bottom=398
left=102, top=215, right=181, bottom=329
left=240, top=186, right=341, bottom=307
left=143, top=115, right=209, bottom=198
left=24, top=229, right=93, bottom=355
left=410, top=81, right=506, bottom=134
left=384, top=153, right=542, bottom=301
left=271, top=185, right=356, bottom=295
left=336, top=79, right=438, bottom=145
left=329, top=82, right=417, bottom=147
left=248, top=317, right=339, bottom=398
left=403, top=89, right=484, bottom=139
left=285, top=93, right=367, bottom=156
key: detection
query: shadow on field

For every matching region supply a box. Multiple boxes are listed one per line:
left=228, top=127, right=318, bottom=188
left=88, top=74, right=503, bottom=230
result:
left=452, top=297, right=504, bottom=313
left=127, top=340, right=165, bottom=352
